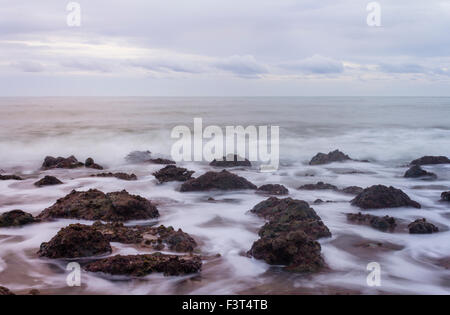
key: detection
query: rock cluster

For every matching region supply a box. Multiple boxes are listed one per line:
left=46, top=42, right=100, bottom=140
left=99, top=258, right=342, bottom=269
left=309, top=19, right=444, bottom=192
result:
left=346, top=213, right=397, bottom=232
left=91, top=172, right=137, bottom=181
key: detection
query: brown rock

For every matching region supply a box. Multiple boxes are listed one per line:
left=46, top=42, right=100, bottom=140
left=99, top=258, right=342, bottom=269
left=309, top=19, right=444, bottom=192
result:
left=410, top=156, right=450, bottom=165
left=298, top=182, right=338, bottom=191
left=408, top=219, right=439, bottom=234
left=210, top=155, right=252, bottom=168
left=91, top=172, right=137, bottom=181
left=0, top=210, right=37, bottom=227
left=153, top=165, right=194, bottom=183
left=347, top=212, right=397, bottom=232
left=0, top=174, right=23, bottom=180
left=256, top=184, right=289, bottom=196
left=180, top=170, right=256, bottom=192
left=309, top=150, right=352, bottom=165
left=42, top=155, right=84, bottom=170
left=351, top=185, right=421, bottom=209
left=0, top=286, right=15, bottom=295
left=340, top=186, right=364, bottom=195
left=34, top=176, right=63, bottom=187
left=85, top=158, right=104, bottom=170
left=404, top=165, right=437, bottom=179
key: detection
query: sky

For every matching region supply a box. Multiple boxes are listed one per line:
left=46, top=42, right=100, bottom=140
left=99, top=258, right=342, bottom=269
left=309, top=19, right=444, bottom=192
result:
left=0, top=0, right=450, bottom=96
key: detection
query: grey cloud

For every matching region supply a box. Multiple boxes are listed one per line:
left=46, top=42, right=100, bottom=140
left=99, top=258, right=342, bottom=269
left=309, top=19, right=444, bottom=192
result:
left=61, top=60, right=113, bottom=73
left=11, top=61, right=45, bottom=73
left=214, top=55, right=268, bottom=77
left=378, top=63, right=426, bottom=74
left=280, top=55, right=344, bottom=74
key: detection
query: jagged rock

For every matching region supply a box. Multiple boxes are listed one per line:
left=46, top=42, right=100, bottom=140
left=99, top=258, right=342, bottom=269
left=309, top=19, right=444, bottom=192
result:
left=85, top=158, right=104, bottom=170
left=259, top=218, right=331, bottom=240
left=309, top=150, right=352, bottom=165
left=153, top=165, right=194, bottom=183
left=180, top=170, right=256, bottom=192
left=404, top=165, right=437, bottom=179
left=0, top=174, right=23, bottom=180
left=38, top=189, right=159, bottom=221
left=351, top=185, right=421, bottom=209
left=250, top=197, right=320, bottom=222
left=149, top=158, right=176, bottom=165
left=256, top=184, right=289, bottom=196
left=91, top=172, right=137, bottom=181
left=298, top=182, right=338, bottom=191
left=34, top=176, right=63, bottom=187
left=408, top=219, right=439, bottom=234
left=442, top=191, right=450, bottom=201
left=210, top=155, right=252, bottom=168
left=341, top=186, right=364, bottom=195
left=38, top=224, right=112, bottom=259
left=125, top=150, right=152, bottom=163
left=0, top=286, right=15, bottom=295
left=92, top=222, right=197, bottom=252
left=347, top=213, right=397, bottom=232
left=41, top=155, right=84, bottom=170
left=0, top=210, right=37, bottom=227
left=410, top=156, right=450, bottom=165
left=84, top=253, right=202, bottom=277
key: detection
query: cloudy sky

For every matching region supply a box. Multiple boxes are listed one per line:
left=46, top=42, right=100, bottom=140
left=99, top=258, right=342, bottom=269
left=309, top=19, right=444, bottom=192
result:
left=1, top=0, right=450, bottom=96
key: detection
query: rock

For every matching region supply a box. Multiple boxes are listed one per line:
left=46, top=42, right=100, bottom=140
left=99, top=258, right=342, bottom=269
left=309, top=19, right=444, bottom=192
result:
left=38, top=189, right=160, bottom=221
left=313, top=199, right=324, bottom=205
left=85, top=158, right=104, bottom=170
left=180, top=170, right=257, bottom=192
left=408, top=219, right=439, bottom=234
left=250, top=197, right=320, bottom=222
left=125, top=150, right=152, bottom=163
left=0, top=286, right=15, bottom=295
left=341, top=186, right=364, bottom=195
left=28, top=289, right=40, bottom=295
left=404, top=165, right=437, bottom=179
left=256, top=184, right=289, bottom=196
left=149, top=158, right=176, bottom=165
left=351, top=185, right=421, bottom=209
left=92, top=222, right=197, bottom=252
left=84, top=253, right=202, bottom=277
left=153, top=165, right=194, bottom=183
left=91, top=172, right=137, bottom=181
left=210, top=155, right=252, bottom=168
left=42, top=155, right=84, bottom=170
left=259, top=218, right=331, bottom=240
left=0, top=174, right=23, bottom=180
left=410, top=156, right=450, bottom=165
left=0, top=210, right=37, bottom=227
left=346, top=213, right=397, bottom=232
left=34, top=176, right=63, bottom=187
left=248, top=231, right=325, bottom=273
left=309, top=150, right=352, bottom=165
left=442, top=191, right=450, bottom=201
left=298, top=182, right=338, bottom=191
left=38, top=224, right=112, bottom=259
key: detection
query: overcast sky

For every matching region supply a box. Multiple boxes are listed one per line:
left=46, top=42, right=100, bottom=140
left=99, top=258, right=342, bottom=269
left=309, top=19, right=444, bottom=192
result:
left=1, top=0, right=450, bottom=96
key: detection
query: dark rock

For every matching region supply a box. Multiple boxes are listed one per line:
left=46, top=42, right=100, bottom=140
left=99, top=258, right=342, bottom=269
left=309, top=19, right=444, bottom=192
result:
left=38, top=224, right=112, bottom=259
left=408, top=219, right=439, bottom=234
left=84, top=253, right=202, bottom=276
left=38, top=189, right=159, bottom=221
left=341, top=186, right=364, bottom=195
left=347, top=213, right=397, bottom=232
left=256, top=184, right=289, bottom=196
left=309, top=150, right=352, bottom=165
left=180, top=170, right=257, bottom=192
left=259, top=218, right=331, bottom=240
left=313, top=199, right=324, bottom=205
left=298, top=182, right=338, bottom=191
left=250, top=197, right=320, bottom=222
left=28, top=289, right=40, bottom=295
left=125, top=150, right=152, bottom=163
left=0, top=174, right=23, bottom=180
left=34, top=176, right=63, bottom=187
left=153, top=165, right=194, bottom=183
left=149, top=158, right=176, bottom=165
left=210, top=155, right=252, bottom=168
left=404, top=165, right=437, bottom=179
left=85, top=158, right=104, bottom=170
left=351, top=185, right=421, bottom=209
left=0, top=286, right=15, bottom=295
left=91, top=172, right=137, bottom=181
left=442, top=191, right=450, bottom=201
left=0, top=210, right=37, bottom=227
left=411, top=156, right=450, bottom=165
left=42, top=155, right=84, bottom=170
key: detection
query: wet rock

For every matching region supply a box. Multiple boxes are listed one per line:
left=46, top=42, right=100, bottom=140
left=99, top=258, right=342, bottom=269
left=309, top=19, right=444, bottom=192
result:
left=256, top=184, right=289, bottom=196
left=0, top=286, right=15, bottom=295
left=313, top=199, right=324, bottom=205
left=180, top=170, right=257, bottom=192
left=259, top=218, right=331, bottom=240
left=340, top=186, right=364, bottom=195
left=38, top=224, right=112, bottom=259
left=298, top=182, right=338, bottom=191
left=153, top=165, right=194, bottom=183
left=408, top=219, right=439, bottom=234
left=149, top=158, right=176, bottom=165
left=91, top=172, right=137, bottom=181
left=42, top=155, right=84, bottom=170
left=0, top=174, right=23, bottom=180
left=440, top=191, right=450, bottom=201
left=309, top=150, right=352, bottom=165
left=0, top=210, right=37, bottom=227
left=38, top=189, right=159, bottom=221
left=404, top=165, right=437, bottom=179
left=346, top=213, right=397, bottom=232
left=125, top=150, right=152, bottom=163
left=34, top=176, right=63, bottom=187
left=250, top=197, right=320, bottom=222
left=85, top=158, right=104, bottom=170
left=84, top=253, right=202, bottom=277
left=351, top=185, right=421, bottom=209
left=210, top=155, right=252, bottom=168
left=410, top=156, right=450, bottom=165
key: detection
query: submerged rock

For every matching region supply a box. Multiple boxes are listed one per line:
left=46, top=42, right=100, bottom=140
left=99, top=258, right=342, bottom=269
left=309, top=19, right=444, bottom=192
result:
left=38, top=189, right=160, bottom=221
left=0, top=210, right=37, bottom=227
left=341, top=186, right=364, bottom=195
left=42, top=156, right=84, bottom=170
left=256, top=184, right=289, bottom=196
left=38, top=224, right=112, bottom=259
left=351, top=185, right=421, bottom=209
left=91, top=172, right=137, bottom=181
left=34, top=176, right=63, bottom=187
left=85, top=158, right=104, bottom=170
left=408, top=219, right=439, bottom=234
left=298, top=182, right=338, bottom=191
left=0, top=174, right=23, bottom=180
left=309, top=150, right=352, bottom=165
left=0, top=286, right=15, bottom=295
left=347, top=212, right=397, bottom=232
left=410, top=156, right=450, bottom=165
left=149, top=158, right=176, bottom=165
left=210, top=155, right=252, bottom=168
left=404, top=165, right=437, bottom=179
left=125, top=150, right=152, bottom=163
left=153, top=165, right=194, bottom=183
left=180, top=170, right=257, bottom=192
left=84, top=253, right=202, bottom=277
left=441, top=191, right=450, bottom=201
